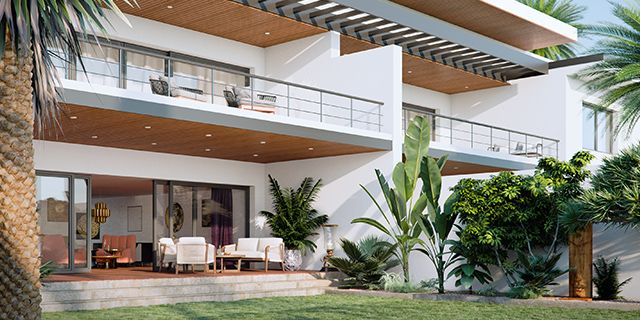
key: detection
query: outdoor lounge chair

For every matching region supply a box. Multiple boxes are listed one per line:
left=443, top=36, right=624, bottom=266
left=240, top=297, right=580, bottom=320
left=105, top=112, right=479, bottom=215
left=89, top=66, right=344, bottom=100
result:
left=149, top=74, right=208, bottom=102
left=157, top=237, right=177, bottom=272
left=175, top=237, right=216, bottom=274
left=223, top=237, right=285, bottom=272
left=223, top=87, right=277, bottom=114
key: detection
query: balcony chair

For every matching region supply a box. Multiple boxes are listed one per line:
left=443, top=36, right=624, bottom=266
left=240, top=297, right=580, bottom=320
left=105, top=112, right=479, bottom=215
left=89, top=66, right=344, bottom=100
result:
left=223, top=87, right=276, bottom=114
left=149, top=74, right=208, bottom=102
left=223, top=237, right=285, bottom=272
left=157, top=237, right=177, bottom=272
left=175, top=237, right=216, bottom=274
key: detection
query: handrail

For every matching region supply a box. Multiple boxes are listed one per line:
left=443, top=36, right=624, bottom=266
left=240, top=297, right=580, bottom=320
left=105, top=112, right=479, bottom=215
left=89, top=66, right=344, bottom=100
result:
left=414, top=109, right=559, bottom=143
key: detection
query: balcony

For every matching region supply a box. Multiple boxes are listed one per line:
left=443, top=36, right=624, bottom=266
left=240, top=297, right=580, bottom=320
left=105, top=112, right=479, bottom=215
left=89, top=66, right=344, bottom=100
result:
left=404, top=109, right=559, bottom=159
left=52, top=39, right=383, bottom=132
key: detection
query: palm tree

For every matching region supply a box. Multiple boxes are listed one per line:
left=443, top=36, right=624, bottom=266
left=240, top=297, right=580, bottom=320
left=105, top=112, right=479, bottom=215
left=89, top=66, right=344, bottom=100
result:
left=518, top=0, right=586, bottom=60
left=1, top=1, right=129, bottom=318
left=576, top=1, right=640, bottom=136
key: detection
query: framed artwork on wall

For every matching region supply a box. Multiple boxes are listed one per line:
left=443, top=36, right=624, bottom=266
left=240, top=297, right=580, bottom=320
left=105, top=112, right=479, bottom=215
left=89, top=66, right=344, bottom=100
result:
left=127, top=206, right=143, bottom=232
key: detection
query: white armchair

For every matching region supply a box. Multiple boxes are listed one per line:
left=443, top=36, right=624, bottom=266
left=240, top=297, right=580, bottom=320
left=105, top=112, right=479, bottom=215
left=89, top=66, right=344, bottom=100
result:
left=158, top=237, right=176, bottom=272
left=175, top=237, right=216, bottom=274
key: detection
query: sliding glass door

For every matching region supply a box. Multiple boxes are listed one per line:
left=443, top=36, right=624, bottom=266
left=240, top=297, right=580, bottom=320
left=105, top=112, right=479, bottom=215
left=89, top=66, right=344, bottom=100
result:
left=37, top=172, right=91, bottom=273
left=152, top=181, right=249, bottom=270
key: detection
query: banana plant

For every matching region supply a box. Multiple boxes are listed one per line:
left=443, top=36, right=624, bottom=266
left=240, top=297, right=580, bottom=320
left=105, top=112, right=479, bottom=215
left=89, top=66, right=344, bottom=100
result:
left=353, top=116, right=432, bottom=282
left=414, top=154, right=460, bottom=293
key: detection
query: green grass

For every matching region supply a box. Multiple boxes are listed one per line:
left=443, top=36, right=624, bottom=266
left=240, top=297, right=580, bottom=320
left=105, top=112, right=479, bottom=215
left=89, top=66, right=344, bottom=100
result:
left=44, top=294, right=639, bottom=320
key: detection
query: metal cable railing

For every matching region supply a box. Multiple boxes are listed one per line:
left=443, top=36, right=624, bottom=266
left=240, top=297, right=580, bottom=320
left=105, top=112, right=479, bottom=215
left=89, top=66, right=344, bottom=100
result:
left=403, top=109, right=560, bottom=159
left=53, top=40, right=384, bottom=132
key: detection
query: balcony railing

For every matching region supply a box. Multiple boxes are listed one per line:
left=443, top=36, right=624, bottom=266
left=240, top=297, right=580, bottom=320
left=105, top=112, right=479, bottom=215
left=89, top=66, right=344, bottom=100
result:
left=403, top=109, right=559, bottom=159
left=53, top=39, right=383, bottom=132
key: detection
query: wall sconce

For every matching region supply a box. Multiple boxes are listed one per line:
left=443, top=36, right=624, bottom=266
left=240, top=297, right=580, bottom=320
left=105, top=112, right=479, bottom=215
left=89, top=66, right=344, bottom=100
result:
left=92, top=202, right=111, bottom=224
left=322, top=224, right=338, bottom=271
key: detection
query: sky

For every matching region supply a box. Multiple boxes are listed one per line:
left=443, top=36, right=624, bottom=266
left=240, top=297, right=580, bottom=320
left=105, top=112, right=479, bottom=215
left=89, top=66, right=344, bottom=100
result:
left=574, top=0, right=623, bottom=53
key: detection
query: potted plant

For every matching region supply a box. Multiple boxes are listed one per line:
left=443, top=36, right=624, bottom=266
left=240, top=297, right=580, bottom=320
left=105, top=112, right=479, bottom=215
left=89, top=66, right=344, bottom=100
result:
left=260, top=175, right=328, bottom=270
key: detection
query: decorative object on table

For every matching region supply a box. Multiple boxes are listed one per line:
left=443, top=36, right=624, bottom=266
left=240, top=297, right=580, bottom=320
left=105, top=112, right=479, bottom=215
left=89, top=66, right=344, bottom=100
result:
left=127, top=205, right=143, bottom=232
left=46, top=198, right=68, bottom=222
left=260, top=175, right=328, bottom=271
left=76, top=213, right=100, bottom=239
left=321, top=224, right=338, bottom=271
left=164, top=202, right=184, bottom=233
left=91, top=202, right=111, bottom=224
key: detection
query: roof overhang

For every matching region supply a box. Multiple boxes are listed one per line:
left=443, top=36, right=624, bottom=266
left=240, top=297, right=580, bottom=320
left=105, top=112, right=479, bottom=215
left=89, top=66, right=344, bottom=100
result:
left=234, top=0, right=550, bottom=82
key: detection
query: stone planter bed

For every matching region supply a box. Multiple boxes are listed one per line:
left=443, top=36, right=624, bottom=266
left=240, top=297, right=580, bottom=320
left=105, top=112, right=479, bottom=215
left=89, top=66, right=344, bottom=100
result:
left=326, top=288, right=640, bottom=311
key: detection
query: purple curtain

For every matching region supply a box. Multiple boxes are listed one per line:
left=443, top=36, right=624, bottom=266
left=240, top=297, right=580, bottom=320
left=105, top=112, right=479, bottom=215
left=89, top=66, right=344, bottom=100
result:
left=210, top=188, right=233, bottom=248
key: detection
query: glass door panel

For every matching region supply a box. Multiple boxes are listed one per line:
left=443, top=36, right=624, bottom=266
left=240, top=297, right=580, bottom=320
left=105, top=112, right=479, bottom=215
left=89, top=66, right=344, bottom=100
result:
left=37, top=176, right=71, bottom=270
left=73, top=178, right=90, bottom=269
left=153, top=180, right=170, bottom=269
left=171, top=185, right=194, bottom=239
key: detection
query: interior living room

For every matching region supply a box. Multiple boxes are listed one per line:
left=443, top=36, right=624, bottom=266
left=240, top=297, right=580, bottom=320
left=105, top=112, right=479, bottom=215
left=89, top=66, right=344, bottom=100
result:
left=37, top=173, right=250, bottom=274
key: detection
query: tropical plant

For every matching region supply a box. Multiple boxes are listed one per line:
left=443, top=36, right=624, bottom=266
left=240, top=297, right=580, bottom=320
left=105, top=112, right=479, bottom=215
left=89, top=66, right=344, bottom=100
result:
left=353, top=116, right=458, bottom=293
left=576, top=1, right=640, bottom=135
left=260, top=175, right=328, bottom=252
left=39, top=261, right=55, bottom=281
left=353, top=116, right=433, bottom=282
left=518, top=0, right=586, bottom=60
left=448, top=233, right=493, bottom=292
left=593, top=256, right=632, bottom=300
left=328, top=236, right=399, bottom=289
left=561, top=144, right=640, bottom=231
left=508, top=252, right=568, bottom=299
left=1, top=1, right=131, bottom=318
left=379, top=272, right=436, bottom=293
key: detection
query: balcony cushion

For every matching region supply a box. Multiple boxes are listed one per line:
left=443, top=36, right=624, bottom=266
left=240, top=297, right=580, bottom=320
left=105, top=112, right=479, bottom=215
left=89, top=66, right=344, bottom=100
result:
left=237, top=238, right=259, bottom=251
left=177, top=237, right=206, bottom=245
left=258, top=238, right=283, bottom=252
left=228, top=250, right=264, bottom=259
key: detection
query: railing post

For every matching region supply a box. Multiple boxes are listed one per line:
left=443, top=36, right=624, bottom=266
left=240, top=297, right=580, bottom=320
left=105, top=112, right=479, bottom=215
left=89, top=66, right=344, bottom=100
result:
left=525, top=135, right=528, bottom=156
left=470, top=124, right=474, bottom=148
left=211, top=68, right=215, bottom=104
left=378, top=103, right=382, bottom=132
left=490, top=127, right=493, bottom=150
left=319, top=91, right=323, bottom=122
left=556, top=140, right=559, bottom=158
left=250, top=78, right=254, bottom=110
left=450, top=118, right=453, bottom=145
left=350, top=98, right=353, bottom=128
left=287, top=84, right=291, bottom=117
left=508, top=131, right=511, bottom=154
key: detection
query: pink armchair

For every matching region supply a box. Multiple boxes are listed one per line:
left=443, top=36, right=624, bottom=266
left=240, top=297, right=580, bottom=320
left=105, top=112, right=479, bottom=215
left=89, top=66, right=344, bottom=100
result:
left=41, top=234, right=87, bottom=267
left=96, top=234, right=137, bottom=264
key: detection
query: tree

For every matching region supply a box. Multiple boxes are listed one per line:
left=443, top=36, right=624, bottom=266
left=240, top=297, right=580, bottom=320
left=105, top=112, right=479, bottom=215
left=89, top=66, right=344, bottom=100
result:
left=518, top=0, right=586, bottom=60
left=561, top=144, right=640, bottom=231
left=576, top=1, right=640, bottom=135
left=0, top=1, right=130, bottom=318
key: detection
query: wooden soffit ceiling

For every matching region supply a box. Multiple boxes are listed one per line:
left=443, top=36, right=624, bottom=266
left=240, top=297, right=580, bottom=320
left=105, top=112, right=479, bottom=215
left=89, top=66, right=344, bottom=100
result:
left=391, top=0, right=577, bottom=51
left=35, top=105, right=382, bottom=163
left=116, top=0, right=326, bottom=47
left=441, top=160, right=508, bottom=176
left=341, top=36, right=506, bottom=94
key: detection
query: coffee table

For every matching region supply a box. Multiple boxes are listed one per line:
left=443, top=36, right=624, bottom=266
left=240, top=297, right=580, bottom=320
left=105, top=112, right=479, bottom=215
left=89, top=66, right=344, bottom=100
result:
left=217, top=254, right=245, bottom=273
left=94, top=255, right=118, bottom=269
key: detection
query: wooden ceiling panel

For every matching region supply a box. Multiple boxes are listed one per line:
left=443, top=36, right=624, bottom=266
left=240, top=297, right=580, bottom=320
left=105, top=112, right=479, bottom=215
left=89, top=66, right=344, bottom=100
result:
left=441, top=160, right=508, bottom=176
left=117, top=0, right=326, bottom=47
left=391, top=0, right=575, bottom=51
left=35, top=105, right=382, bottom=163
left=340, top=36, right=507, bottom=94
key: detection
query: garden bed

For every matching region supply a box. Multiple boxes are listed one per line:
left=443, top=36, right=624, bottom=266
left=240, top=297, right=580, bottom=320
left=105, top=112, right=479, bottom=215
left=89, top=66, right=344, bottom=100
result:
left=326, top=288, right=640, bottom=311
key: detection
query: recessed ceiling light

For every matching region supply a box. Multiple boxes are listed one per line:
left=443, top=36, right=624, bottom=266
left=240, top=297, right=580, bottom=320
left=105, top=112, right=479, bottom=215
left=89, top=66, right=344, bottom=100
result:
left=205, top=133, right=213, bottom=137
left=167, top=5, right=173, bottom=9
left=407, top=70, right=413, bottom=74
left=464, top=86, right=470, bottom=89
left=264, top=32, right=271, bottom=35
left=91, top=135, right=98, bottom=139
left=151, top=142, right=158, bottom=146
left=260, top=141, right=266, bottom=144
left=253, top=154, right=259, bottom=157
left=453, top=166, right=459, bottom=170
left=144, top=125, right=152, bottom=129
left=69, top=116, right=78, bottom=120
left=205, top=148, right=211, bottom=152
left=308, top=147, right=314, bottom=151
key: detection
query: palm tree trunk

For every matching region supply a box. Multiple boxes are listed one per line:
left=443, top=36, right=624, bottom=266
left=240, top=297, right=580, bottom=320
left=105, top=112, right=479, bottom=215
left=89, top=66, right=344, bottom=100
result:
left=0, top=37, right=42, bottom=319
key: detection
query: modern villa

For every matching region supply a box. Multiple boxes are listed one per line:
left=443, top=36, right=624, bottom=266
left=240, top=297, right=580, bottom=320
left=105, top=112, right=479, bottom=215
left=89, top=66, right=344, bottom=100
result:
left=34, top=0, right=640, bottom=312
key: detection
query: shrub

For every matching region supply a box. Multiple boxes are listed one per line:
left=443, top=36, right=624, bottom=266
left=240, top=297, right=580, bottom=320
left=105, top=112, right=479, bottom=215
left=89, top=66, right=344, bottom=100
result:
left=328, top=236, right=399, bottom=289
left=593, top=257, right=632, bottom=300
left=380, top=273, right=436, bottom=293
left=508, top=252, right=568, bottom=299
left=39, top=260, right=55, bottom=281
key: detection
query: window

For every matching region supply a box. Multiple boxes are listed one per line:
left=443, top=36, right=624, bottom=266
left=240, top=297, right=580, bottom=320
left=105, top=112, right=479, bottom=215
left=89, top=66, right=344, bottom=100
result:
left=582, top=103, right=613, bottom=153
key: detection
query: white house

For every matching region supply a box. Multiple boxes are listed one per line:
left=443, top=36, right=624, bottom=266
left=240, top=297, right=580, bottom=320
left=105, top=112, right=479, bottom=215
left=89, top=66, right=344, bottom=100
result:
left=34, top=0, right=640, bottom=306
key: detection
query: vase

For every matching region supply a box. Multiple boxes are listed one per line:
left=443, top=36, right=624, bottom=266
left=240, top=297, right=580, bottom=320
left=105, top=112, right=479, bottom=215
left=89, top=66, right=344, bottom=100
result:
left=284, top=249, right=302, bottom=271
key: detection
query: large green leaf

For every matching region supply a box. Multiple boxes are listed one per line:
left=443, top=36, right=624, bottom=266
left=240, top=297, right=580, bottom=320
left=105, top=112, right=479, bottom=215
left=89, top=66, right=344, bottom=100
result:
left=392, top=162, right=412, bottom=203
left=404, top=116, right=432, bottom=192
left=352, top=218, right=392, bottom=236
left=420, top=156, right=442, bottom=206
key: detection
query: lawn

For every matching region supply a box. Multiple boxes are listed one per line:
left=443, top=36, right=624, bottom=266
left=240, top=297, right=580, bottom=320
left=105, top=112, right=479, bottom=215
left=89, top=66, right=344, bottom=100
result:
left=44, top=294, right=639, bottom=320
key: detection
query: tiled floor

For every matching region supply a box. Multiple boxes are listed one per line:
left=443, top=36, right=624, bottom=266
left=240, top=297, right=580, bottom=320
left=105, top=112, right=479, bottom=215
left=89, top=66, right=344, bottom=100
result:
left=45, top=266, right=311, bottom=282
